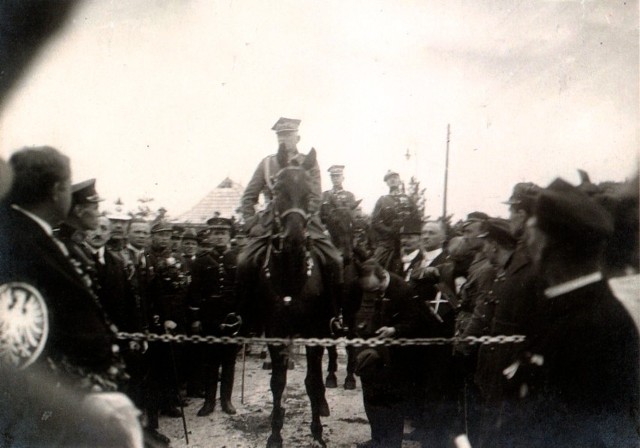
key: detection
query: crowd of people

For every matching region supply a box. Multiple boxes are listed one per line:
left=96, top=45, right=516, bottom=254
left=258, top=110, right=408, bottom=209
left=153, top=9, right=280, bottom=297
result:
left=0, top=117, right=638, bottom=448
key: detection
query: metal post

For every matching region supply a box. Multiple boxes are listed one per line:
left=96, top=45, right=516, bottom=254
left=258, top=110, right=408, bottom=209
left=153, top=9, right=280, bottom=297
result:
left=443, top=124, right=451, bottom=218
left=241, top=343, right=246, bottom=404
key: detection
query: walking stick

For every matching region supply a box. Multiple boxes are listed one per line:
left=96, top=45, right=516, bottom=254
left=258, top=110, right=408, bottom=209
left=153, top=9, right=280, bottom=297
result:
left=166, top=328, right=189, bottom=445
left=241, top=342, right=247, bottom=404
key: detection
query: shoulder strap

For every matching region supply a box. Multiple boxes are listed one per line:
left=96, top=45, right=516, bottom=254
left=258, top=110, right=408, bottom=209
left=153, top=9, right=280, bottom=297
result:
left=264, top=155, right=276, bottom=194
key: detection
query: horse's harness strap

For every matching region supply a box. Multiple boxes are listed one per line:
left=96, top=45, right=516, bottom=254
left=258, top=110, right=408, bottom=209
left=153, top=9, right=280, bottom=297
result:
left=279, top=207, right=309, bottom=221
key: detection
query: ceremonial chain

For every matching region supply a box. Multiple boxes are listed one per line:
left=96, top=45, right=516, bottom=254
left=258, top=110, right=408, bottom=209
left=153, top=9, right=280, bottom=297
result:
left=116, top=332, right=525, bottom=347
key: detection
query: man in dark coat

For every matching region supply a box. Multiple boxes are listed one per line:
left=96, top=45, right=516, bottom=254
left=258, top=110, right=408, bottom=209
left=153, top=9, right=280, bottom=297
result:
left=56, top=178, right=104, bottom=295
left=510, top=178, right=640, bottom=447
left=0, top=146, right=141, bottom=447
left=343, top=260, right=423, bottom=448
left=85, top=216, right=150, bottom=414
left=456, top=212, right=495, bottom=337
left=189, top=217, right=241, bottom=416
left=406, top=219, right=464, bottom=446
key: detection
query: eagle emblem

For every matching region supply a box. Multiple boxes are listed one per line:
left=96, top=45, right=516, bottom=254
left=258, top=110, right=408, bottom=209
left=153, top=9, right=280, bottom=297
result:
left=0, top=282, right=49, bottom=369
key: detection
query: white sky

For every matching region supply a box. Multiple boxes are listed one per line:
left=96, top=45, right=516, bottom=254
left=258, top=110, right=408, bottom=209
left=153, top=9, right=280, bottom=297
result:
left=0, top=0, right=638, bottom=221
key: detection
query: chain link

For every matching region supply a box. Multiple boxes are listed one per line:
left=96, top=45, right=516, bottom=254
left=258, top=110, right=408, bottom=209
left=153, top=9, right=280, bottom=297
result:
left=116, top=332, right=525, bottom=347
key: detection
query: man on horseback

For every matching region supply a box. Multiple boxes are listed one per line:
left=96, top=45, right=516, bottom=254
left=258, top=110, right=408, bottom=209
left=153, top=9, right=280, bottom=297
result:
left=237, top=117, right=344, bottom=331
left=321, top=165, right=358, bottom=210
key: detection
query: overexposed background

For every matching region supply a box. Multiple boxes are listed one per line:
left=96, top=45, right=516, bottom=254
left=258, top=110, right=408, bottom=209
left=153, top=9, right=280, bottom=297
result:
left=0, top=0, right=637, bottom=220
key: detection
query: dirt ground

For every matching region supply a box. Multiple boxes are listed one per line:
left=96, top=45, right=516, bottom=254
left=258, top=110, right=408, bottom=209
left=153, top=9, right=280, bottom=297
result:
left=159, top=345, right=421, bottom=448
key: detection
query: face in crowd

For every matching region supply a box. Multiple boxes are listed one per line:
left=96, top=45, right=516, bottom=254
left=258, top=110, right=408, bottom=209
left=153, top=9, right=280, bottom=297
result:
left=86, top=216, right=112, bottom=249
left=181, top=238, right=198, bottom=256
left=385, top=174, right=401, bottom=190
left=330, top=172, right=344, bottom=189
left=508, top=204, right=528, bottom=237
left=400, top=233, right=421, bottom=255
left=525, top=216, right=546, bottom=269
left=73, top=202, right=100, bottom=231
left=128, top=221, right=151, bottom=250
left=109, top=218, right=128, bottom=239
left=152, top=230, right=173, bottom=251
left=207, top=228, right=231, bottom=249
left=421, top=221, right=446, bottom=252
left=462, top=220, right=485, bottom=253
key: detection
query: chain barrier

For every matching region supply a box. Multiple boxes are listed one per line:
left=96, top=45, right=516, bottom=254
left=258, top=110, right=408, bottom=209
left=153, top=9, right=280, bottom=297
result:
left=116, top=332, right=525, bottom=347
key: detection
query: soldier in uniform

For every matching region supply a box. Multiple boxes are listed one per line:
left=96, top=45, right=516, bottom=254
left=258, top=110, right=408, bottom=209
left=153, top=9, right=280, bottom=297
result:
left=236, top=117, right=344, bottom=331
left=106, top=208, right=132, bottom=254
left=56, top=178, right=104, bottom=295
left=321, top=164, right=358, bottom=209
left=146, top=221, right=189, bottom=423
left=371, top=170, right=419, bottom=275
left=0, top=147, right=141, bottom=446
left=462, top=217, right=542, bottom=448
left=456, top=212, right=495, bottom=338
left=188, top=217, right=241, bottom=416
left=178, top=227, right=198, bottom=272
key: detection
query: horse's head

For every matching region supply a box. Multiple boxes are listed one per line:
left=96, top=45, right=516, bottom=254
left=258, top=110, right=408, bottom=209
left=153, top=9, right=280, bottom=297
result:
left=272, top=145, right=317, bottom=251
left=321, top=198, right=362, bottom=264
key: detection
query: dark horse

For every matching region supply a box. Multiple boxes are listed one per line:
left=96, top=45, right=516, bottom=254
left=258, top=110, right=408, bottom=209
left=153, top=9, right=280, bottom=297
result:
left=257, top=148, right=335, bottom=448
left=320, top=195, right=361, bottom=390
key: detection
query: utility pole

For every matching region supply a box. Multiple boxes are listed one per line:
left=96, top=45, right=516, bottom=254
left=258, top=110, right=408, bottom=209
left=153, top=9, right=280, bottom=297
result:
left=442, top=124, right=451, bottom=218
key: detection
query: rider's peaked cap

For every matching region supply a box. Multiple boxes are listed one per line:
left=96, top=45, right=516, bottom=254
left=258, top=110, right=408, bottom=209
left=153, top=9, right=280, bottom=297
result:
left=328, top=165, right=345, bottom=175
left=71, top=178, right=104, bottom=205
left=271, top=117, right=301, bottom=134
left=383, top=170, right=399, bottom=182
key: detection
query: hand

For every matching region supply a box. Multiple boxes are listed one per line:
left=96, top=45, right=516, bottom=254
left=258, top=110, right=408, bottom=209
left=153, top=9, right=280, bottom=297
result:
left=375, top=326, right=396, bottom=338
left=503, top=361, right=520, bottom=380
left=191, top=320, right=202, bottom=334
left=330, top=316, right=347, bottom=336
left=220, top=313, right=243, bottom=336
left=164, top=320, right=177, bottom=332
left=415, top=266, right=440, bottom=281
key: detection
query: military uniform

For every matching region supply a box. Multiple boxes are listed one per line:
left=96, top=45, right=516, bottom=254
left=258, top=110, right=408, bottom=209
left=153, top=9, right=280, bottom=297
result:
left=145, top=222, right=190, bottom=424
left=188, top=243, right=240, bottom=416
left=371, top=172, right=419, bottom=274
left=237, top=118, right=344, bottom=332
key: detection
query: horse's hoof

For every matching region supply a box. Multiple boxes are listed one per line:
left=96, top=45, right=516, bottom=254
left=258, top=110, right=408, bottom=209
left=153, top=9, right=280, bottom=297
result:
left=266, top=434, right=283, bottom=448
left=344, top=375, right=356, bottom=390
left=311, top=438, right=327, bottom=448
left=319, top=398, right=330, bottom=417
left=287, top=359, right=295, bottom=370
left=325, top=373, right=338, bottom=388
left=260, top=350, right=268, bottom=359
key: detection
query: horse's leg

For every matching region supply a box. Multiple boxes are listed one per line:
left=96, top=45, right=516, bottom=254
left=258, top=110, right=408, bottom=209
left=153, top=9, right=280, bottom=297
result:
left=325, top=346, right=338, bottom=388
left=344, top=345, right=357, bottom=390
left=305, top=345, right=328, bottom=447
left=266, top=344, right=288, bottom=448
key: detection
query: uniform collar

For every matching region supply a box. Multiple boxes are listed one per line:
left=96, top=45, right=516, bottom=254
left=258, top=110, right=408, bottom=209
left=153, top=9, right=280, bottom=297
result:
left=544, top=271, right=603, bottom=298
left=11, top=204, right=54, bottom=237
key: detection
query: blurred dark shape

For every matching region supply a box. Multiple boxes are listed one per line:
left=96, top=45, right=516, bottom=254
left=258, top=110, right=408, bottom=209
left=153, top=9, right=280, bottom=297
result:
left=0, top=0, right=78, bottom=106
